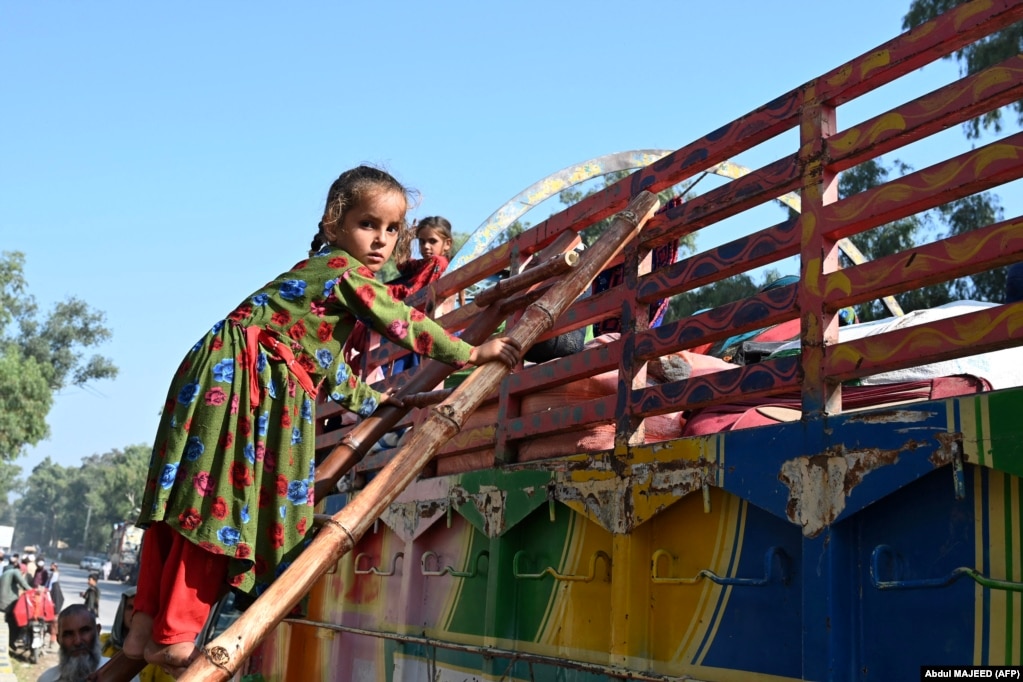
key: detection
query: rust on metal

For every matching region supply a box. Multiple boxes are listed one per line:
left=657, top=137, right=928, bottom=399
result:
left=780, top=442, right=919, bottom=537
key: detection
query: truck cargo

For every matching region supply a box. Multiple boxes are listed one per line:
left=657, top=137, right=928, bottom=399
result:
left=106, top=521, right=144, bottom=583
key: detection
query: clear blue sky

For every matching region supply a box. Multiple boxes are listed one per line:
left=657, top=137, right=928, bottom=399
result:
left=1, top=2, right=1010, bottom=479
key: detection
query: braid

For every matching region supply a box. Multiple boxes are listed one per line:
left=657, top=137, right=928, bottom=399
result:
left=309, top=223, right=326, bottom=256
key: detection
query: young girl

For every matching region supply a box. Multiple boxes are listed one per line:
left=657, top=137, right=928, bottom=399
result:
left=387, top=215, right=455, bottom=301
left=124, top=166, right=520, bottom=674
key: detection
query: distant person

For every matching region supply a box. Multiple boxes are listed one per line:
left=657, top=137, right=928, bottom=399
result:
left=32, top=559, right=49, bottom=589
left=379, top=215, right=458, bottom=376
left=36, top=604, right=124, bottom=682
left=387, top=215, right=455, bottom=301
left=1, top=558, right=31, bottom=652
left=46, top=562, right=63, bottom=613
left=80, top=574, right=100, bottom=621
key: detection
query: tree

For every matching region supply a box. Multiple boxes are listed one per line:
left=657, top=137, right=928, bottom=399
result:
left=16, top=444, right=151, bottom=553
left=838, top=159, right=1004, bottom=321
left=0, top=251, right=117, bottom=467
left=903, top=1, right=1023, bottom=138
left=15, top=458, right=71, bottom=551
left=668, top=270, right=784, bottom=320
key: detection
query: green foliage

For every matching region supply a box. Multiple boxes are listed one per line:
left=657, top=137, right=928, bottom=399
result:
left=0, top=348, right=51, bottom=461
left=0, top=252, right=117, bottom=466
left=666, top=269, right=784, bottom=321
left=903, top=0, right=1023, bottom=138
left=839, top=159, right=1004, bottom=321
left=16, top=444, right=150, bottom=552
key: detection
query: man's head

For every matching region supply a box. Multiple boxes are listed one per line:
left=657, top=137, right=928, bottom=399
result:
left=56, top=604, right=102, bottom=679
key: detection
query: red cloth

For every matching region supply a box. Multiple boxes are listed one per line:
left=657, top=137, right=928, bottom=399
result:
left=134, top=521, right=230, bottom=645
left=12, top=590, right=55, bottom=627
left=388, top=255, right=449, bottom=302
left=344, top=255, right=450, bottom=366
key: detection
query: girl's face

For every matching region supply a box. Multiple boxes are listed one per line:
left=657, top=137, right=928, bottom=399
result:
left=418, top=227, right=452, bottom=259
left=334, top=189, right=406, bottom=272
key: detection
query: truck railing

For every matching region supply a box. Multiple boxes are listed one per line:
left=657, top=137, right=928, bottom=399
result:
left=315, top=0, right=1023, bottom=479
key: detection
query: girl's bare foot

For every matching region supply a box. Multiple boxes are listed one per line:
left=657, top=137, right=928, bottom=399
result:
left=144, top=639, right=199, bottom=674
left=122, top=612, right=153, bottom=660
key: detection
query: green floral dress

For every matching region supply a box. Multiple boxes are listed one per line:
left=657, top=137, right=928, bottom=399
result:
left=138, top=247, right=471, bottom=595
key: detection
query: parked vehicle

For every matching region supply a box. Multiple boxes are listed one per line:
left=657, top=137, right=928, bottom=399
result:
left=106, top=522, right=144, bottom=582
left=27, top=618, right=46, bottom=663
left=79, top=556, right=103, bottom=571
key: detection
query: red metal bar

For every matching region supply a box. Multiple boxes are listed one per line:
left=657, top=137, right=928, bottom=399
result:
left=826, top=302, right=1023, bottom=383
left=824, top=215, right=1023, bottom=310
left=824, top=131, right=1023, bottom=240
left=828, top=54, right=1023, bottom=171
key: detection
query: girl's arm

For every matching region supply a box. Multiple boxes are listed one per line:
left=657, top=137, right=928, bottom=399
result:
left=335, top=264, right=475, bottom=365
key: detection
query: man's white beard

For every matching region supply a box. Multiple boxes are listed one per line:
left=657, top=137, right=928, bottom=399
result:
left=56, top=637, right=102, bottom=681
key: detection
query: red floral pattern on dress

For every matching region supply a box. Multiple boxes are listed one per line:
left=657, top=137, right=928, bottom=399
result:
left=229, top=305, right=252, bottom=322
left=219, top=432, right=234, bottom=449
left=193, top=471, right=215, bottom=497
left=288, top=320, right=307, bottom=340
left=178, top=508, right=202, bottom=531
left=355, top=284, right=376, bottom=308
left=317, top=322, right=333, bottom=342
left=414, top=331, right=435, bottom=355
left=205, top=387, right=227, bottom=406
left=211, top=496, right=228, bottom=519
left=268, top=523, right=284, bottom=549
left=230, top=462, right=253, bottom=489
left=212, top=338, right=223, bottom=351
left=235, top=543, right=252, bottom=560
left=297, top=353, right=315, bottom=374
left=328, top=256, right=348, bottom=268
left=271, top=311, right=291, bottom=326
left=386, top=319, right=409, bottom=341
left=296, top=517, right=307, bottom=534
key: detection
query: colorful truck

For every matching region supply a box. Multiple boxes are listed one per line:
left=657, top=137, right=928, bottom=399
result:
left=194, top=2, right=1023, bottom=680
left=106, top=521, right=144, bottom=583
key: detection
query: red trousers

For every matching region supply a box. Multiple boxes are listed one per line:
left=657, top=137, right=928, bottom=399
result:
left=134, top=522, right=230, bottom=645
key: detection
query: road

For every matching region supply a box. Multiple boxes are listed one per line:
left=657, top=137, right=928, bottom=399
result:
left=54, top=563, right=132, bottom=630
